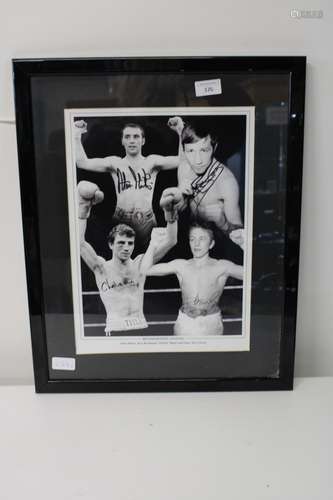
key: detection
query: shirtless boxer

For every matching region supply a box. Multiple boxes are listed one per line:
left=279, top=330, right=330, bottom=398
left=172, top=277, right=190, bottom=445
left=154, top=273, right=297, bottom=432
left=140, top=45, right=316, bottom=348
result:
left=147, top=220, right=243, bottom=336
left=169, top=121, right=244, bottom=250
left=74, top=117, right=184, bottom=249
left=78, top=180, right=180, bottom=335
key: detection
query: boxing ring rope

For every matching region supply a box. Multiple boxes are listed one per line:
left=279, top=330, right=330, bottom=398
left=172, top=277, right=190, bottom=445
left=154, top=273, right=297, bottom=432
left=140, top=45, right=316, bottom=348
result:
left=83, top=322, right=176, bottom=327
left=82, top=285, right=243, bottom=296
left=84, top=318, right=242, bottom=327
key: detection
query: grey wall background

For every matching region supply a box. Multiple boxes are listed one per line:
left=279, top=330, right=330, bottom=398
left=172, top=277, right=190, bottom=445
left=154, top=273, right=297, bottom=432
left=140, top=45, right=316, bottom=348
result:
left=0, top=0, right=331, bottom=384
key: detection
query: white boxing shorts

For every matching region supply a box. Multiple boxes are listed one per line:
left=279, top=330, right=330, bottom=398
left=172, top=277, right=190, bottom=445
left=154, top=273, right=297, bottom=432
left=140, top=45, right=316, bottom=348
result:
left=174, top=309, right=223, bottom=336
left=105, top=314, right=148, bottom=335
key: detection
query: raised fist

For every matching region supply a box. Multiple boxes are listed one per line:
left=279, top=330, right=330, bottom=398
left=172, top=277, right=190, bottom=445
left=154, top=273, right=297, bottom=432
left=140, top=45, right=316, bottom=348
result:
left=229, top=228, right=244, bottom=251
left=160, top=187, right=184, bottom=222
left=74, top=120, right=88, bottom=139
left=167, top=116, right=184, bottom=135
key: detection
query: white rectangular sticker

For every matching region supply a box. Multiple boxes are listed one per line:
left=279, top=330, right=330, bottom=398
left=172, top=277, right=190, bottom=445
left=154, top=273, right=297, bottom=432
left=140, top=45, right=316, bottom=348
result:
left=195, top=79, right=222, bottom=97
left=52, top=357, right=76, bottom=371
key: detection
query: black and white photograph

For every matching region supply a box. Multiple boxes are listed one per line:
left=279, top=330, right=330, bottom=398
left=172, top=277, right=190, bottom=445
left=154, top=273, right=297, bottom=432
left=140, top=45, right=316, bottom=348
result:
left=65, top=107, right=254, bottom=354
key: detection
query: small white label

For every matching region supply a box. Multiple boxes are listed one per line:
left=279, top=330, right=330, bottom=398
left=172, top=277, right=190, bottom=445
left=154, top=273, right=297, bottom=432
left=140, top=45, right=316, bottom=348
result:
left=195, top=79, right=222, bottom=97
left=52, top=357, right=76, bottom=371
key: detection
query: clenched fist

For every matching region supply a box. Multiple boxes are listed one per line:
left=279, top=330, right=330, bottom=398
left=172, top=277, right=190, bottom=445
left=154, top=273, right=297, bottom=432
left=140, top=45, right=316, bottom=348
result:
left=74, top=120, right=88, bottom=139
left=167, top=116, right=184, bottom=136
left=229, top=228, right=244, bottom=251
left=77, top=181, right=104, bottom=219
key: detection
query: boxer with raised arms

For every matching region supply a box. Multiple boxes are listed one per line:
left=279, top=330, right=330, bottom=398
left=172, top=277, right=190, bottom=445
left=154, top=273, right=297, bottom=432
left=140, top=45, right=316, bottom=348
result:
left=74, top=117, right=184, bottom=250
left=170, top=120, right=245, bottom=250
left=78, top=180, right=181, bottom=335
left=147, top=220, right=243, bottom=336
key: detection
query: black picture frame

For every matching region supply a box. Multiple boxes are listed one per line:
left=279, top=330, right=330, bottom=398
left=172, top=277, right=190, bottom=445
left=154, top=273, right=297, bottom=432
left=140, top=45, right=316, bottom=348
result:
left=13, top=56, right=306, bottom=392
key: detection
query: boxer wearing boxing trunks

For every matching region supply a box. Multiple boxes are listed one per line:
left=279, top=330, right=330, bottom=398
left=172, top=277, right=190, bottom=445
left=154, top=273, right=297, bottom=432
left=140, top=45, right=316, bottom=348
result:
left=74, top=118, right=185, bottom=251
left=78, top=180, right=182, bottom=335
left=148, top=219, right=243, bottom=336
left=174, top=309, right=224, bottom=336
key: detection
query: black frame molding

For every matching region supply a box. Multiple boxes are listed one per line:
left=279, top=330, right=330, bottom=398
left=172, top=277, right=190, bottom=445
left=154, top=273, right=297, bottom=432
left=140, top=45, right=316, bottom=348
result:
left=13, top=56, right=306, bottom=393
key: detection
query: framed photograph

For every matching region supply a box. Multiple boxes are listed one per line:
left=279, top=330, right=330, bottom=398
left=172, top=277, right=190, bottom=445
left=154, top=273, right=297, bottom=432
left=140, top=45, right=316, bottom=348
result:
left=13, top=56, right=306, bottom=392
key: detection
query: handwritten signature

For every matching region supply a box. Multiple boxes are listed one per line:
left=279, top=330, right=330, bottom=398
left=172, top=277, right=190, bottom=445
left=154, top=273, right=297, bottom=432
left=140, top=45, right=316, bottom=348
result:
left=117, top=167, right=153, bottom=193
left=191, top=160, right=224, bottom=197
left=192, top=292, right=220, bottom=307
left=101, top=278, right=140, bottom=292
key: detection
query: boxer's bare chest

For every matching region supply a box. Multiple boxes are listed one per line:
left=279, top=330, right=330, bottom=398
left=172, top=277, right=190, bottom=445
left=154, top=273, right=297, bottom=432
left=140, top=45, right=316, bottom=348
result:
left=96, top=261, right=143, bottom=295
left=181, top=262, right=227, bottom=297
